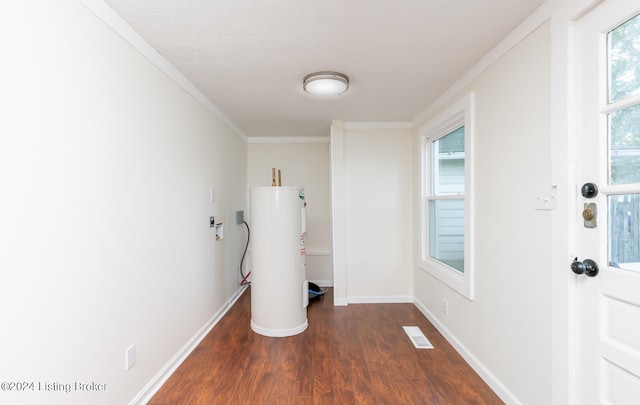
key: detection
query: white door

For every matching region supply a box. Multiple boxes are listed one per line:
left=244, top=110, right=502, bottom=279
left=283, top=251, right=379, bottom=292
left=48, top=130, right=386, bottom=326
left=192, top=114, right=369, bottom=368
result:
left=575, top=0, right=640, bottom=403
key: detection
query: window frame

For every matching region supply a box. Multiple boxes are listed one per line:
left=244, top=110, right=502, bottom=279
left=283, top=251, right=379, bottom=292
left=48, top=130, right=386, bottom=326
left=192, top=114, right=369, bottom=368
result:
left=419, top=92, right=475, bottom=299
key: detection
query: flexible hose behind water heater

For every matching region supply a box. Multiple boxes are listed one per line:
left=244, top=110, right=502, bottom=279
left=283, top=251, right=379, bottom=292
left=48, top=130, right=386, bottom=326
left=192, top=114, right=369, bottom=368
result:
left=240, top=220, right=251, bottom=285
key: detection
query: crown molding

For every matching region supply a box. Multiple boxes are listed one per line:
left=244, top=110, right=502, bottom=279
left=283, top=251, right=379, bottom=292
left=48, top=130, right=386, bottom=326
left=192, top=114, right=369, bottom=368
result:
left=344, top=121, right=413, bottom=130
left=247, top=136, right=330, bottom=144
left=412, top=0, right=552, bottom=126
left=78, top=0, right=248, bottom=142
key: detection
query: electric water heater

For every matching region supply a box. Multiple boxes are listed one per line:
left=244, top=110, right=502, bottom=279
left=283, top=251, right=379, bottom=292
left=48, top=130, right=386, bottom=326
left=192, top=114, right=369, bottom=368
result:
left=249, top=186, right=308, bottom=337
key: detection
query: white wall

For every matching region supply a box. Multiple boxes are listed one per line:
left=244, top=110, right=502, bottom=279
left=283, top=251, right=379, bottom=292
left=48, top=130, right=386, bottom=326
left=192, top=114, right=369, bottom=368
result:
left=413, top=22, right=552, bottom=405
left=332, top=125, right=414, bottom=303
left=0, top=2, right=247, bottom=404
left=247, top=141, right=332, bottom=285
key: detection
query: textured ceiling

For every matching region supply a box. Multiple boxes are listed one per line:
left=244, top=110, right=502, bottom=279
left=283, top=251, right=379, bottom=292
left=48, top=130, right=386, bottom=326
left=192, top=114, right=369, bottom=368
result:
left=103, top=0, right=545, bottom=138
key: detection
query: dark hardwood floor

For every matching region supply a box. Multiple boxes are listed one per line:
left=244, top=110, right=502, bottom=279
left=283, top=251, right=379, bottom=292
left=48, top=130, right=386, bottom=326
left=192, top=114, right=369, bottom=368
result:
left=149, top=288, right=503, bottom=404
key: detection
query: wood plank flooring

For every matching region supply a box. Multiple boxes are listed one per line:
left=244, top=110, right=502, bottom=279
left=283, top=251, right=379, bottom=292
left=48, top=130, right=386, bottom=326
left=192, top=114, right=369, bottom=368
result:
left=149, top=288, right=503, bottom=404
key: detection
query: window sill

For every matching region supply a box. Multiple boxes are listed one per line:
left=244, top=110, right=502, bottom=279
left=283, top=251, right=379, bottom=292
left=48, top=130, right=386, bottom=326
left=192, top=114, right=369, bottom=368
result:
left=419, top=257, right=474, bottom=300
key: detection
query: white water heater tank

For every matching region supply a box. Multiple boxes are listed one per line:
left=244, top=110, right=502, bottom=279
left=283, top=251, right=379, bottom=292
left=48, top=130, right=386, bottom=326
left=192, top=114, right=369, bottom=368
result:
left=249, top=186, right=308, bottom=337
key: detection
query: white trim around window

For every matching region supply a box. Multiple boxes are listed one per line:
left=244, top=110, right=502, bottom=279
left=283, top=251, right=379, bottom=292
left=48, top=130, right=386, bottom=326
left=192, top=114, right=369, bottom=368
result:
left=419, top=92, right=475, bottom=300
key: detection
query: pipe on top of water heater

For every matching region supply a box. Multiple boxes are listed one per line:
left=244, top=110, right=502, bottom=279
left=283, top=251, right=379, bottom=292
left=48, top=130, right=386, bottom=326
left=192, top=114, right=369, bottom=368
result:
left=271, top=167, right=282, bottom=187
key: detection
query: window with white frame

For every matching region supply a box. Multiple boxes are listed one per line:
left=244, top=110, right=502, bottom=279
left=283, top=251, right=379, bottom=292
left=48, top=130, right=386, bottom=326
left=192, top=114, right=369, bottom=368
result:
left=419, top=93, right=474, bottom=299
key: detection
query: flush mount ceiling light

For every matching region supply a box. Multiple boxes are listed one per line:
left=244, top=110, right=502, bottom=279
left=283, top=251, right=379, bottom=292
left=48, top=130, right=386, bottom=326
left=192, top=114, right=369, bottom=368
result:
left=303, top=71, right=349, bottom=96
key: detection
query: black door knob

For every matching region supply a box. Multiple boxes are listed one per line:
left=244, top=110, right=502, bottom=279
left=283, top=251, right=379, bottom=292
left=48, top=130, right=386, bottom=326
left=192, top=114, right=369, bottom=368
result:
left=571, top=258, right=599, bottom=277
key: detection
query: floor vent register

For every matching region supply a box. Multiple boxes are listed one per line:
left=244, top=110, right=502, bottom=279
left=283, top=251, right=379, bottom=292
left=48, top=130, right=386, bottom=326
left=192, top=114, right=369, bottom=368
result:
left=402, top=326, right=434, bottom=349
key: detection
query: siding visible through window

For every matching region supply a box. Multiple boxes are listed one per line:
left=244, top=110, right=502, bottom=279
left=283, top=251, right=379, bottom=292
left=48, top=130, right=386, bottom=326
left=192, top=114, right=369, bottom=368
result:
left=430, top=126, right=465, bottom=272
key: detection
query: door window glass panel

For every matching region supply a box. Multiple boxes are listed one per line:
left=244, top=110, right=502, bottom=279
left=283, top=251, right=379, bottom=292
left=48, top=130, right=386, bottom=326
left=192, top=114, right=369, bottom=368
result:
left=608, top=104, right=640, bottom=185
left=608, top=194, right=640, bottom=273
left=608, top=13, right=640, bottom=103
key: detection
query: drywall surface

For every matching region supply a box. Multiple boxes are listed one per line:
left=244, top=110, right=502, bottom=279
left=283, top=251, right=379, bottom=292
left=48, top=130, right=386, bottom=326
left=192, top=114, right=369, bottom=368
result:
left=413, top=22, right=552, bottom=404
left=0, top=1, right=247, bottom=404
left=343, top=127, right=414, bottom=302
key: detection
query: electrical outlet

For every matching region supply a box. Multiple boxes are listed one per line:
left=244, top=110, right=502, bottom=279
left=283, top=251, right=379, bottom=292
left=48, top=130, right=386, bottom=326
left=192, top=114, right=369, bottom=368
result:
left=125, top=344, right=136, bottom=370
left=236, top=210, right=244, bottom=224
left=442, top=299, right=449, bottom=315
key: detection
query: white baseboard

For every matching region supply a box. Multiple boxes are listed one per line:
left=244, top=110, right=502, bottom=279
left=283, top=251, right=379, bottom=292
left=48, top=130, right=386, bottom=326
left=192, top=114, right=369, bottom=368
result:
left=129, top=286, right=249, bottom=405
left=308, top=279, right=333, bottom=288
left=412, top=297, right=521, bottom=405
left=348, top=295, right=413, bottom=304
left=305, top=252, right=333, bottom=287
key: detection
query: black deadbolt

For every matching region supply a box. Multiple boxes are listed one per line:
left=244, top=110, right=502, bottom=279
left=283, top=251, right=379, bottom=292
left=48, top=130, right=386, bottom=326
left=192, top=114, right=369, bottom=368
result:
left=581, top=183, right=598, bottom=198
